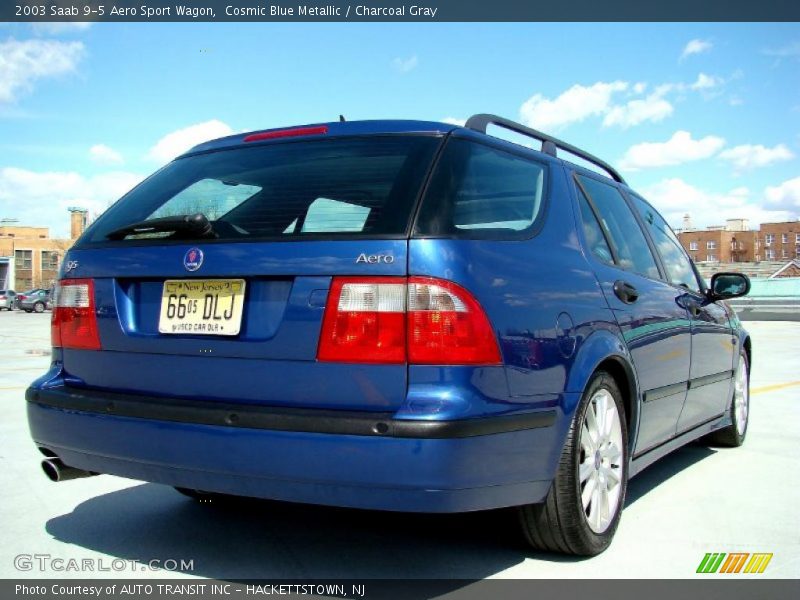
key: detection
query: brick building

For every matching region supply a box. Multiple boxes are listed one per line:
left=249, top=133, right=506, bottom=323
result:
left=677, top=218, right=758, bottom=264
left=758, top=221, right=800, bottom=262
left=0, top=209, right=87, bottom=291
left=678, top=218, right=800, bottom=265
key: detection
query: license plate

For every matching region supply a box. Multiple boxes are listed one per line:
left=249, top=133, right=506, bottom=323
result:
left=158, top=279, right=246, bottom=336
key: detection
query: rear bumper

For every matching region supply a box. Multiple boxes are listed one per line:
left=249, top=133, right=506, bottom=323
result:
left=27, top=385, right=564, bottom=513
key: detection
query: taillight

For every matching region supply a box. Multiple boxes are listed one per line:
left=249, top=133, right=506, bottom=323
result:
left=51, top=279, right=101, bottom=350
left=407, top=277, right=501, bottom=365
left=317, top=277, right=406, bottom=364
left=317, top=276, right=501, bottom=365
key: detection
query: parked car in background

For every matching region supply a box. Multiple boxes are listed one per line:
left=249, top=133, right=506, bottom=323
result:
left=0, top=289, right=17, bottom=310
left=16, top=288, right=51, bottom=313
left=27, top=115, right=752, bottom=556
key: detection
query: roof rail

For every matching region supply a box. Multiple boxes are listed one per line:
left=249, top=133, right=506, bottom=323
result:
left=464, top=113, right=625, bottom=184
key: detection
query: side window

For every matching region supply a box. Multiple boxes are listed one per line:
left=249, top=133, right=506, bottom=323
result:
left=632, top=196, right=700, bottom=292
left=577, top=188, right=613, bottom=264
left=415, top=138, right=546, bottom=236
left=576, top=175, right=660, bottom=280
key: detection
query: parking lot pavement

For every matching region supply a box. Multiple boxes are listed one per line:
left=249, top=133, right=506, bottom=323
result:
left=0, top=311, right=797, bottom=580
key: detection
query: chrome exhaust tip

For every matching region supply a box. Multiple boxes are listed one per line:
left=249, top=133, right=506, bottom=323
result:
left=41, top=457, right=97, bottom=482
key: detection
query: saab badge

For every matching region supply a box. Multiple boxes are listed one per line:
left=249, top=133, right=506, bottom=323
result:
left=183, top=248, right=204, bottom=272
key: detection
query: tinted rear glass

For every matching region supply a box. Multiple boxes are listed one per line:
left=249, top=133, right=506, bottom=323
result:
left=414, top=138, right=547, bottom=238
left=82, top=136, right=441, bottom=244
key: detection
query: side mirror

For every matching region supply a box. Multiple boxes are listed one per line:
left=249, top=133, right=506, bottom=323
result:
left=708, top=272, right=751, bottom=301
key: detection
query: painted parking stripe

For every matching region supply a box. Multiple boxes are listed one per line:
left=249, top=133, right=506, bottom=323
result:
left=751, top=381, right=800, bottom=395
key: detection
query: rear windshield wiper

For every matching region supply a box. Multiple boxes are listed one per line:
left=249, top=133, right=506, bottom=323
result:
left=106, top=213, right=217, bottom=241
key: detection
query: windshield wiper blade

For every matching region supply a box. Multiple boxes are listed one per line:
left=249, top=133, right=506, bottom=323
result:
left=106, top=213, right=217, bottom=241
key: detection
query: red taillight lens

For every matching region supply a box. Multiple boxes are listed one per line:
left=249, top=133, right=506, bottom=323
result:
left=407, top=277, right=501, bottom=365
left=244, top=125, right=328, bottom=143
left=317, top=277, right=406, bottom=364
left=317, top=276, right=501, bottom=365
left=51, top=279, right=101, bottom=351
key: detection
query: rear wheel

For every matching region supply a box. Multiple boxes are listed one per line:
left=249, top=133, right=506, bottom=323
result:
left=33, top=302, right=45, bottom=313
left=518, top=370, right=628, bottom=555
left=703, top=351, right=749, bottom=447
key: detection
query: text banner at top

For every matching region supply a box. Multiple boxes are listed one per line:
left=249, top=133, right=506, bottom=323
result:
left=6, top=0, right=800, bottom=22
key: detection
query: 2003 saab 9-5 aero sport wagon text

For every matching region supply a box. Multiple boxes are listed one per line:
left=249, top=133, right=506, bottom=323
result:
left=27, top=115, right=751, bottom=555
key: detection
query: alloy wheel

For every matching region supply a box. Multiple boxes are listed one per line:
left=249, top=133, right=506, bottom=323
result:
left=579, top=389, right=624, bottom=534
left=734, top=355, right=749, bottom=435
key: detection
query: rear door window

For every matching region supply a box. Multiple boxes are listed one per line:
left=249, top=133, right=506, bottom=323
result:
left=414, top=138, right=546, bottom=237
left=576, top=174, right=660, bottom=280
left=631, top=195, right=700, bottom=292
left=82, top=136, right=441, bottom=244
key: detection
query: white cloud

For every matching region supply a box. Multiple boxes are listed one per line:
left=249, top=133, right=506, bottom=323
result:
left=680, top=39, right=713, bottom=62
left=0, top=167, right=143, bottom=237
left=441, top=117, right=466, bottom=126
left=89, top=144, right=124, bottom=166
left=619, top=131, right=725, bottom=171
left=30, top=23, right=92, bottom=35
left=764, top=176, right=800, bottom=211
left=642, top=177, right=794, bottom=229
left=719, top=144, right=794, bottom=171
left=690, top=72, right=723, bottom=91
left=519, top=81, right=628, bottom=132
left=0, top=38, right=85, bottom=104
left=602, top=89, right=673, bottom=129
left=392, top=55, right=418, bottom=73
left=146, top=120, right=233, bottom=163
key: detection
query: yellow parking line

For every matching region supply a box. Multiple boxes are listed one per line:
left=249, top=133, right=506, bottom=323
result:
left=751, top=381, right=800, bottom=395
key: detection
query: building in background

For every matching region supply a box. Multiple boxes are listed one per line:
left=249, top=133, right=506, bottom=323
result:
left=0, top=208, right=87, bottom=291
left=758, top=221, right=800, bottom=262
left=677, top=218, right=758, bottom=264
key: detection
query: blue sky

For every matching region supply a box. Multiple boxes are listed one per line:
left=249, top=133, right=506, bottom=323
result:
left=0, top=22, right=798, bottom=237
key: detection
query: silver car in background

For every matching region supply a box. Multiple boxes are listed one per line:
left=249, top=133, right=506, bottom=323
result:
left=0, top=290, right=17, bottom=310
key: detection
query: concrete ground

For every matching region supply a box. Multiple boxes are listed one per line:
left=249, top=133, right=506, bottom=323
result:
left=0, top=311, right=797, bottom=580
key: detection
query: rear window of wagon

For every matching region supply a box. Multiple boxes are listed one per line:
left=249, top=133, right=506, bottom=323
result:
left=81, top=135, right=442, bottom=245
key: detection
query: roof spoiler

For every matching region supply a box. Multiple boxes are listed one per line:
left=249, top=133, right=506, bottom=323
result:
left=464, top=113, right=625, bottom=184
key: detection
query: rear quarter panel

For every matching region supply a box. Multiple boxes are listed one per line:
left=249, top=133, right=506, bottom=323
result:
left=408, top=161, right=623, bottom=424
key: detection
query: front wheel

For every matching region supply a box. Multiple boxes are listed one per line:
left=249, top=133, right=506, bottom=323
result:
left=702, top=351, right=749, bottom=447
left=518, top=370, right=628, bottom=555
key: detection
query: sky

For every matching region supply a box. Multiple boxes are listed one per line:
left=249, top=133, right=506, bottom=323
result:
left=0, top=22, right=798, bottom=238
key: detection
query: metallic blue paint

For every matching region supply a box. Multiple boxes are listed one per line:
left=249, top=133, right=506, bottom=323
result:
left=27, top=119, right=750, bottom=513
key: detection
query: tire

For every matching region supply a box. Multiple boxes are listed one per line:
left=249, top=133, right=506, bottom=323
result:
left=518, top=370, right=628, bottom=556
left=33, top=302, right=45, bottom=313
left=702, top=351, right=749, bottom=447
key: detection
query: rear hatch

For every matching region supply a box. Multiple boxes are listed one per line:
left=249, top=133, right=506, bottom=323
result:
left=60, top=131, right=443, bottom=412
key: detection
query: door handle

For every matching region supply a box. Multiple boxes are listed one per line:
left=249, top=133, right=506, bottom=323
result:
left=613, top=280, right=639, bottom=304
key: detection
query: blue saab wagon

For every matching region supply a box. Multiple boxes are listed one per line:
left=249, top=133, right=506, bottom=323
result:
left=28, top=114, right=752, bottom=555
